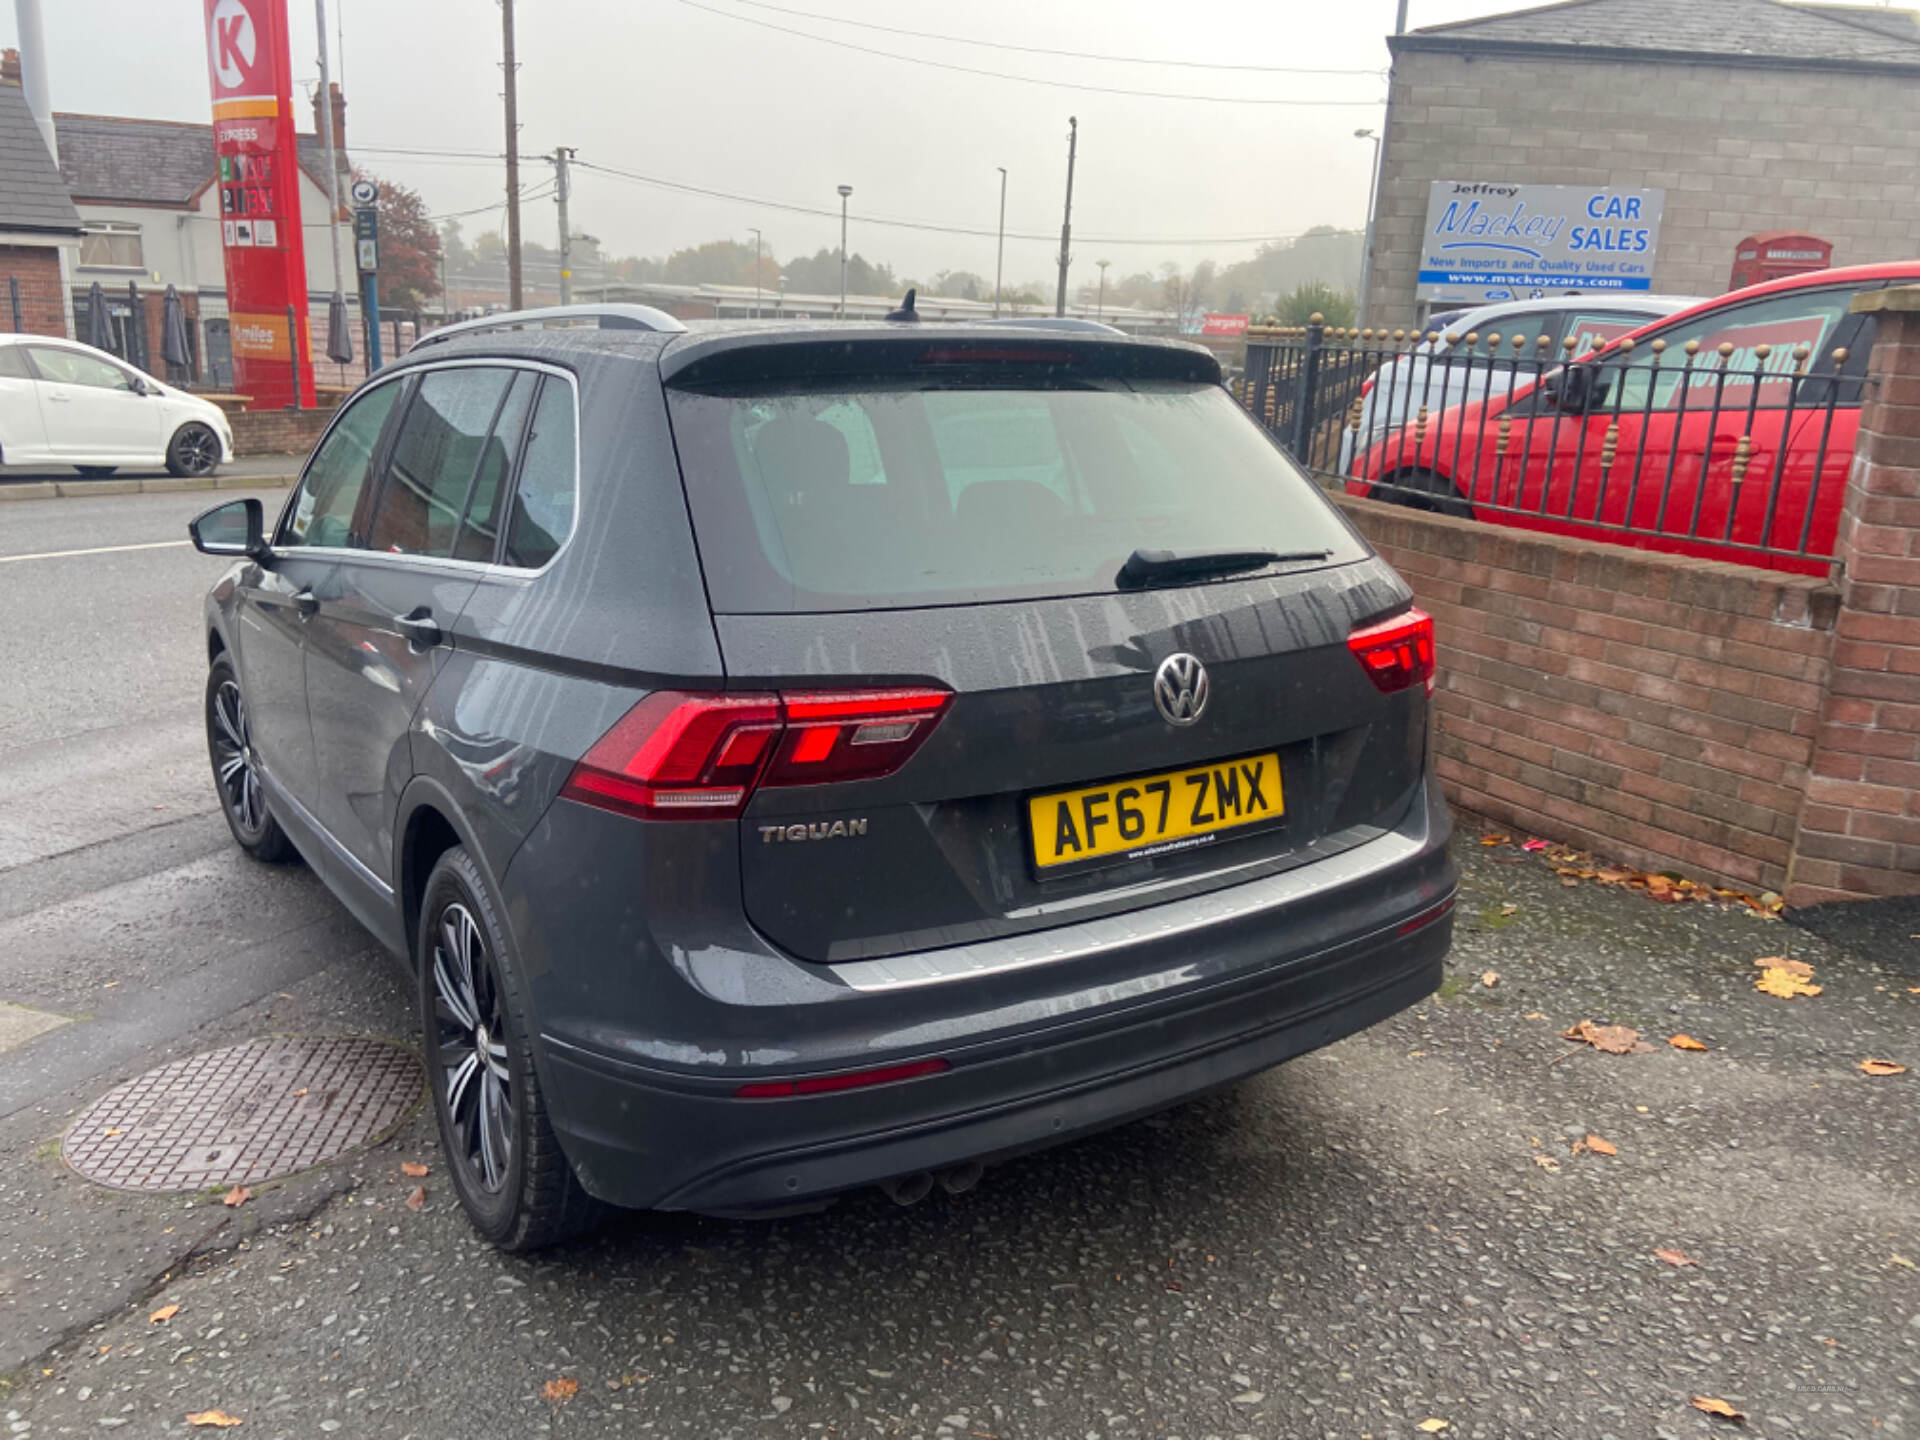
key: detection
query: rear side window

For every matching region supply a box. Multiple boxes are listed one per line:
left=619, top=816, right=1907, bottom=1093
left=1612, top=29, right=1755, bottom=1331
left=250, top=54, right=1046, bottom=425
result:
left=367, top=367, right=513, bottom=557
left=453, top=371, right=537, bottom=562
left=0, top=345, right=30, bottom=379
left=502, top=377, right=576, bottom=569
left=667, top=378, right=1363, bottom=612
left=283, top=381, right=402, bottom=548
left=1615, top=288, right=1855, bottom=411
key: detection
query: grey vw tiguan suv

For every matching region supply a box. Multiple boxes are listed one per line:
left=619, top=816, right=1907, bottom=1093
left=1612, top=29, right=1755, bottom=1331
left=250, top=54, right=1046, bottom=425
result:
left=189, top=306, right=1456, bottom=1250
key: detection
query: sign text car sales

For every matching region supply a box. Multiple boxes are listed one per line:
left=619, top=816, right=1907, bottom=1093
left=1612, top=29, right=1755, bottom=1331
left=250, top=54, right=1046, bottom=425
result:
left=1417, top=182, right=1665, bottom=304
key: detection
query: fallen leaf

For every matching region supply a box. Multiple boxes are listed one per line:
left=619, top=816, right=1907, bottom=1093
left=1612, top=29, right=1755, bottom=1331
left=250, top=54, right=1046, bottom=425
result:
left=400, top=1161, right=430, bottom=1178
left=1892, top=1254, right=1916, bottom=1269
left=542, top=1378, right=580, bottom=1402
left=1479, top=833, right=1509, bottom=847
left=1595, top=867, right=1636, bottom=884
left=1753, top=955, right=1813, bottom=978
left=221, top=1186, right=251, bottom=1208
left=1560, top=1020, right=1648, bottom=1054
left=292, top=1088, right=307, bottom=1098
left=1498, top=903, right=1519, bottom=916
left=1755, top=967, right=1821, bottom=999
left=102, top=1128, right=124, bottom=1138
left=1859, top=1059, right=1907, bottom=1076
left=1584, top=1134, right=1618, bottom=1156
left=1481, top=971, right=1500, bottom=988
left=1691, top=1396, right=1745, bottom=1424
left=405, top=1185, right=426, bottom=1212
left=1532, top=1154, right=1561, bottom=1172
left=1653, top=1248, right=1699, bottom=1267
left=149, top=1304, right=180, bottom=1324
left=1908, top=987, right=1920, bottom=995
left=1668, top=1034, right=1709, bottom=1051
left=1417, top=1422, right=1450, bottom=1434
left=1524, top=1011, right=1548, bottom=1020
left=185, top=1412, right=243, bottom=1429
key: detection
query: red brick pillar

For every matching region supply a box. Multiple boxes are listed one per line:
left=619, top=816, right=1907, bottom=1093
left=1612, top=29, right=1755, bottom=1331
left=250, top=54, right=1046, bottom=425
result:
left=1787, top=286, right=1920, bottom=905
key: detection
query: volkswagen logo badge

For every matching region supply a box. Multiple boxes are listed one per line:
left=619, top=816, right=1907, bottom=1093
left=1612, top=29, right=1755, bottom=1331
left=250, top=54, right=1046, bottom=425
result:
left=1153, top=653, right=1209, bottom=726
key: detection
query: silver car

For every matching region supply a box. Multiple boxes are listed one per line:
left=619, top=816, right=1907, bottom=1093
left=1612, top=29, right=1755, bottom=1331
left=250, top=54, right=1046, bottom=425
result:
left=1338, top=294, right=1700, bottom=473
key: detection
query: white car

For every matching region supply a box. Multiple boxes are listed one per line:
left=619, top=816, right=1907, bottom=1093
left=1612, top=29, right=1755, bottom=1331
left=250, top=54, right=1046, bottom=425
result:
left=1338, top=294, right=1701, bottom=473
left=0, top=334, right=234, bottom=478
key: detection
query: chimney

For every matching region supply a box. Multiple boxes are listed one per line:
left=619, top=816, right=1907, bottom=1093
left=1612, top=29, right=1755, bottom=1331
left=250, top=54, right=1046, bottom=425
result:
left=1, top=49, right=20, bottom=85
left=311, top=81, right=346, bottom=152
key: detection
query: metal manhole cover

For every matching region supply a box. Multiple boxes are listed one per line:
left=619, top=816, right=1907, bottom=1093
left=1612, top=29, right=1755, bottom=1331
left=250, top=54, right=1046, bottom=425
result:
left=63, top=1036, right=423, bottom=1192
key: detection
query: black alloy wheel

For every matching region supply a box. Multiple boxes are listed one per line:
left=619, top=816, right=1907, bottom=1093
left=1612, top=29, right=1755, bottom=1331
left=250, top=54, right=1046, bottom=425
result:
left=204, top=656, right=295, bottom=862
left=167, top=422, right=220, bottom=478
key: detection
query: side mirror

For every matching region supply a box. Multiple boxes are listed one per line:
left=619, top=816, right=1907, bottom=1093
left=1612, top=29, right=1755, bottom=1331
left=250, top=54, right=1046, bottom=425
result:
left=188, top=497, right=271, bottom=565
left=1545, top=364, right=1596, bottom=413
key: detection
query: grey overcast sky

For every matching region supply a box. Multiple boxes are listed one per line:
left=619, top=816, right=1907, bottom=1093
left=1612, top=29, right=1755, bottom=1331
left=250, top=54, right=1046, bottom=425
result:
left=0, top=0, right=1883, bottom=286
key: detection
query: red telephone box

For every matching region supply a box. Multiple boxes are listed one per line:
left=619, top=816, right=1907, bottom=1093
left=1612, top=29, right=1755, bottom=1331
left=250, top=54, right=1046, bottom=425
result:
left=1730, top=232, right=1832, bottom=293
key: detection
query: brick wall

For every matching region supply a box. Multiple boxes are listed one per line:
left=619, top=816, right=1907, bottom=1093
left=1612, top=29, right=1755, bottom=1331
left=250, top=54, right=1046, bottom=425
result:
left=1791, top=289, right=1920, bottom=903
left=0, top=244, right=68, bottom=336
left=1370, top=49, right=1920, bottom=320
left=1338, top=498, right=1837, bottom=893
left=228, top=403, right=337, bottom=457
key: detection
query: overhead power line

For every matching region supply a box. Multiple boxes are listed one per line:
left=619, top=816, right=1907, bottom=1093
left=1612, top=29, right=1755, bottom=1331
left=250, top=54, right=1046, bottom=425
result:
left=668, top=0, right=1386, bottom=104
left=570, top=157, right=1353, bottom=248
left=714, top=0, right=1382, bottom=74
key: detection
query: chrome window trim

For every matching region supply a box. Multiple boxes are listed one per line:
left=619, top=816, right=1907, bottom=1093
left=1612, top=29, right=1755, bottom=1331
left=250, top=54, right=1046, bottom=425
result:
left=830, top=821, right=1426, bottom=993
left=270, top=357, right=582, bottom=580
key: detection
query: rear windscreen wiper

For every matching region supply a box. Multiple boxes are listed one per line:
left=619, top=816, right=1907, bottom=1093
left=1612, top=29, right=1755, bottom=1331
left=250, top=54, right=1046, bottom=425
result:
left=1116, top=546, right=1332, bottom=590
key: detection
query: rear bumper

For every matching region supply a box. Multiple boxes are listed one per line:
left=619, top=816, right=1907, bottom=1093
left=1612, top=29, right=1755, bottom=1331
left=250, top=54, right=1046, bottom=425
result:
left=547, top=905, right=1446, bottom=1212
left=515, top=775, right=1456, bottom=1212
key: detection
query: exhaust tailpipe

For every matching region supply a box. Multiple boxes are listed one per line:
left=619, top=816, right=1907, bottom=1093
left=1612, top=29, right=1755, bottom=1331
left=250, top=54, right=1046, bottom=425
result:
left=936, top=1161, right=983, bottom=1196
left=877, top=1171, right=934, bottom=1207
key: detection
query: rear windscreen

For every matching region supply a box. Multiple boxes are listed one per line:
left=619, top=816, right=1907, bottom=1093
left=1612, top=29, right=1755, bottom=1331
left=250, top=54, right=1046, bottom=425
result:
left=666, top=378, right=1364, bottom=612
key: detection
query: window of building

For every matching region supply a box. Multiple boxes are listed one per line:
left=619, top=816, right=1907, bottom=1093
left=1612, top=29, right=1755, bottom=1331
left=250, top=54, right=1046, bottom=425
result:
left=78, top=223, right=144, bottom=271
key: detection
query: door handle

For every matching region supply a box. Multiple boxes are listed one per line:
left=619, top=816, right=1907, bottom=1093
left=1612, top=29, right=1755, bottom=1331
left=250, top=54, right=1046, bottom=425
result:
left=395, top=607, right=442, bottom=649
left=46, top=391, right=71, bottom=403
left=292, top=589, right=319, bottom=618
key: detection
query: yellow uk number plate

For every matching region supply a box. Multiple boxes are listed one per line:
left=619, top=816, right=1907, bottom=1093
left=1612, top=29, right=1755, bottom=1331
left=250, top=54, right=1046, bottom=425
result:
left=1027, top=752, right=1283, bottom=870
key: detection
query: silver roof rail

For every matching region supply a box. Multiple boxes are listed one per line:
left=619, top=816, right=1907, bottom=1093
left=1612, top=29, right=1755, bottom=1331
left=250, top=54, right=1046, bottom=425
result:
left=414, top=303, right=686, bottom=348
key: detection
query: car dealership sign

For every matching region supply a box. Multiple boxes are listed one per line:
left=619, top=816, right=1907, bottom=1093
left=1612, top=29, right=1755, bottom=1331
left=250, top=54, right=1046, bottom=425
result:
left=1416, top=182, right=1665, bottom=304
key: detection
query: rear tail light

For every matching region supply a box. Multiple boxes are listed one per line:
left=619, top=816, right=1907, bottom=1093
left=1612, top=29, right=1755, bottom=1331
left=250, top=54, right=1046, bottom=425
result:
left=1349, top=608, right=1436, bottom=695
left=1360, top=376, right=1376, bottom=397
left=560, top=686, right=952, bottom=820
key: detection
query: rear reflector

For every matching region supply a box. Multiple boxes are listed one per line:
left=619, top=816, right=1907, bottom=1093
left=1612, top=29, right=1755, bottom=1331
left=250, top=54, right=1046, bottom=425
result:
left=1348, top=607, right=1436, bottom=695
left=560, top=686, right=952, bottom=820
left=735, top=1057, right=950, bottom=1099
left=1394, top=893, right=1455, bottom=937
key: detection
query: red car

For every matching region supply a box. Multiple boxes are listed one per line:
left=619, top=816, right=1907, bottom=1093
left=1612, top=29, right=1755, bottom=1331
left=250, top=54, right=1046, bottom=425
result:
left=1348, top=262, right=1920, bottom=574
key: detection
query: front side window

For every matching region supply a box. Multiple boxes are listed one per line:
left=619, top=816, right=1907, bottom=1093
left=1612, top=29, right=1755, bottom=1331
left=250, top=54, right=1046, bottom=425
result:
left=366, top=368, right=514, bottom=558
left=78, top=223, right=143, bottom=269
left=282, top=381, right=402, bottom=549
left=1613, top=289, right=1856, bottom=411
left=27, top=346, right=137, bottom=391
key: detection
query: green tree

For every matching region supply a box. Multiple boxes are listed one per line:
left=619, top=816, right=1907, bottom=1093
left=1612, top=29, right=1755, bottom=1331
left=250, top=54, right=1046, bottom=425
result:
left=781, top=248, right=897, bottom=298
left=1272, top=281, right=1356, bottom=329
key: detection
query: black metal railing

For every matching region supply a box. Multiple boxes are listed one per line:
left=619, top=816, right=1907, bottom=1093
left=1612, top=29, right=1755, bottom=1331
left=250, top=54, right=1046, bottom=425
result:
left=1242, top=318, right=1863, bottom=573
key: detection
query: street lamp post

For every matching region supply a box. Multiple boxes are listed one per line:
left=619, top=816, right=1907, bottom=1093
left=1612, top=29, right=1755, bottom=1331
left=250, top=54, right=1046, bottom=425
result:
left=837, top=184, right=852, bottom=319
left=1355, top=127, right=1383, bottom=330
left=1096, top=259, right=1110, bottom=319
left=748, top=227, right=763, bottom=318
left=994, top=166, right=1007, bottom=318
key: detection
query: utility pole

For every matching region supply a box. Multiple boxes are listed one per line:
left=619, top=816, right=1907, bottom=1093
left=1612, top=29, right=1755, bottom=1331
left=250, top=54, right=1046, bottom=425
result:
left=837, top=184, right=852, bottom=318
left=553, top=146, right=574, bottom=305
left=313, top=0, right=351, bottom=365
left=1054, top=117, right=1077, bottom=319
left=993, top=166, right=1007, bottom=318
left=501, top=0, right=522, bottom=309
left=748, top=227, right=763, bottom=318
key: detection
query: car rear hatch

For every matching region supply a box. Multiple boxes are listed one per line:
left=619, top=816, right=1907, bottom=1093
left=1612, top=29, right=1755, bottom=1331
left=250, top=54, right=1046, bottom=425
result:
left=659, top=331, right=1429, bottom=963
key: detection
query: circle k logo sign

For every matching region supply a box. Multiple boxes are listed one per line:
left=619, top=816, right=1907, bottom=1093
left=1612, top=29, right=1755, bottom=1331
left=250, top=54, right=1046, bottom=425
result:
left=208, top=0, right=259, bottom=92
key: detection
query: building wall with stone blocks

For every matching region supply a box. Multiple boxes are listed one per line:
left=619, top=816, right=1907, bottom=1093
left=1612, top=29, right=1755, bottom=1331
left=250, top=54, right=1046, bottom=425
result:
left=1369, top=49, right=1920, bottom=323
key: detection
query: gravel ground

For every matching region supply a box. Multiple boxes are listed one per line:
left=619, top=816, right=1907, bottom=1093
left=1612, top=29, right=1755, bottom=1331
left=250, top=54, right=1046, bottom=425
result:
left=4, top=828, right=1917, bottom=1440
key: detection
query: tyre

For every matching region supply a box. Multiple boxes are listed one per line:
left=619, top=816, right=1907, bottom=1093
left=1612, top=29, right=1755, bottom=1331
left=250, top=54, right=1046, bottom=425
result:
left=1377, top=467, right=1474, bottom=520
left=166, top=422, right=220, bottom=478
left=419, top=846, right=602, bottom=1251
left=74, top=466, right=117, bottom=479
left=205, top=656, right=296, bottom=863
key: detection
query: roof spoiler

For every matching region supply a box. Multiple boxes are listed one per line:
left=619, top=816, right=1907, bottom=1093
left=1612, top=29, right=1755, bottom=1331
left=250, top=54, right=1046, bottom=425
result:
left=414, top=303, right=686, bottom=349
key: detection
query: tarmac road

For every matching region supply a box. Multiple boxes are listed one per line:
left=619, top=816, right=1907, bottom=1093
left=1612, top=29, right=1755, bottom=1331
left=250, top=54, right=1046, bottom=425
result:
left=0, top=487, right=1916, bottom=1439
